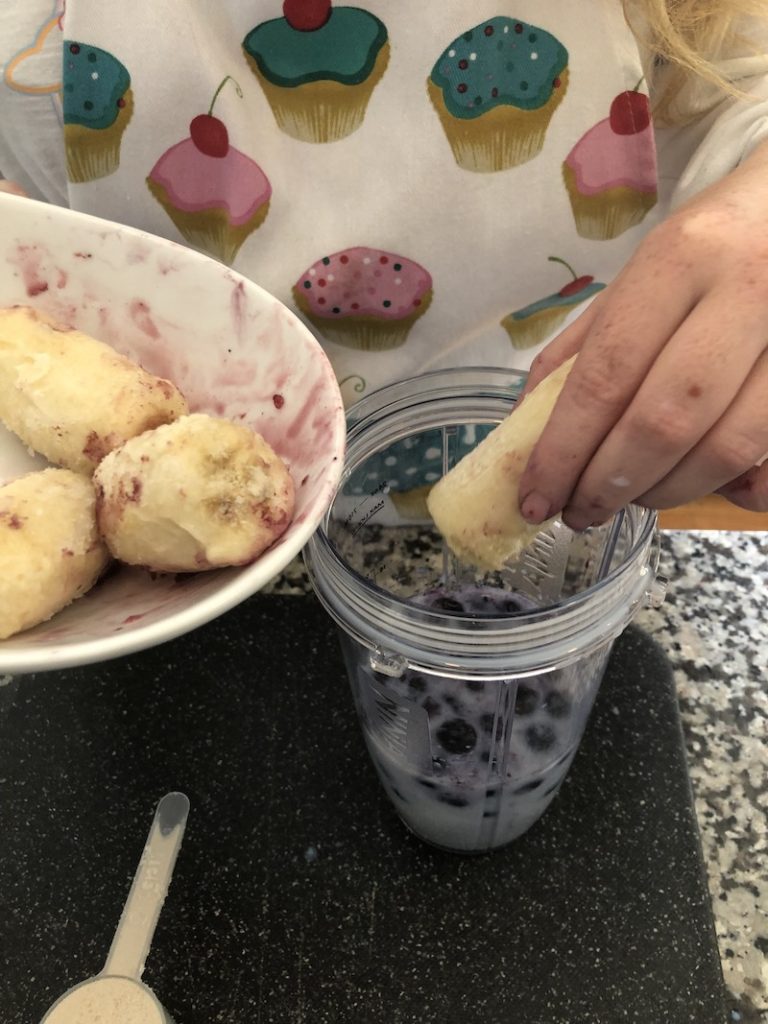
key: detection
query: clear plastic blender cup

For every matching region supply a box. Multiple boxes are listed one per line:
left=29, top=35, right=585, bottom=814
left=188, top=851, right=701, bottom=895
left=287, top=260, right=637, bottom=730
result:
left=304, top=368, right=666, bottom=854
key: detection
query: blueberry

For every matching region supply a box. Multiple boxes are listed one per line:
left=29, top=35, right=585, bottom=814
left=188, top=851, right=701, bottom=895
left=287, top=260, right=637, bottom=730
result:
left=513, top=778, right=543, bottom=794
left=431, top=595, right=465, bottom=612
left=438, top=793, right=469, bottom=807
left=515, top=684, right=539, bottom=716
left=502, top=596, right=528, bottom=614
left=525, top=723, right=557, bottom=752
left=436, top=718, right=477, bottom=754
left=422, top=696, right=441, bottom=717
left=480, top=751, right=490, bottom=763
left=407, top=674, right=427, bottom=694
left=444, top=694, right=463, bottom=713
left=544, top=691, right=571, bottom=719
left=465, top=680, right=485, bottom=692
left=485, top=787, right=499, bottom=798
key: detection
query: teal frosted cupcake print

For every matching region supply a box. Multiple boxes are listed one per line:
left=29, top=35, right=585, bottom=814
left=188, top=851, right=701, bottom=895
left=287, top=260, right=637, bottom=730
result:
left=242, top=0, right=389, bottom=143
left=427, top=17, right=568, bottom=172
left=62, top=41, right=133, bottom=182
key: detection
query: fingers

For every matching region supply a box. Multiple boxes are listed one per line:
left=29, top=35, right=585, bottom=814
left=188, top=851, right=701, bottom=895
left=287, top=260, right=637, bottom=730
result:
left=558, top=291, right=768, bottom=527
left=518, top=259, right=696, bottom=525
left=718, top=463, right=768, bottom=513
left=516, top=154, right=768, bottom=526
left=637, top=348, right=768, bottom=509
left=0, top=180, right=28, bottom=197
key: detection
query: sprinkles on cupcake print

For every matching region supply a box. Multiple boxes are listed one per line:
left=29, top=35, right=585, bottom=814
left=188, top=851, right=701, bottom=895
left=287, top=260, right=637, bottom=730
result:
left=62, top=41, right=133, bottom=182
left=427, top=17, right=569, bottom=172
left=293, top=247, right=432, bottom=351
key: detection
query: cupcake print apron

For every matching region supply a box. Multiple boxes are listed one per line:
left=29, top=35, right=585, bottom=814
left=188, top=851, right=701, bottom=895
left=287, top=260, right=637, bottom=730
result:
left=3, top=1, right=662, bottom=404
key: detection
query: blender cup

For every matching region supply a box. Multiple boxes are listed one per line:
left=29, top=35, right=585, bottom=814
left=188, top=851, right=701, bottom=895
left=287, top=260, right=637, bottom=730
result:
left=304, top=368, right=666, bottom=854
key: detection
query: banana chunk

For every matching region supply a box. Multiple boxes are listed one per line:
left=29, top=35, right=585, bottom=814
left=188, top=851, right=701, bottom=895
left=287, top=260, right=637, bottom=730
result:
left=426, top=357, right=575, bottom=570
left=94, top=414, right=295, bottom=572
left=0, top=468, right=110, bottom=640
left=0, top=306, right=187, bottom=474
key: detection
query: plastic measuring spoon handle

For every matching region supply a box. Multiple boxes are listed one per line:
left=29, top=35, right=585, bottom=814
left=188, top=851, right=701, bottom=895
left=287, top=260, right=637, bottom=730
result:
left=103, top=792, right=189, bottom=981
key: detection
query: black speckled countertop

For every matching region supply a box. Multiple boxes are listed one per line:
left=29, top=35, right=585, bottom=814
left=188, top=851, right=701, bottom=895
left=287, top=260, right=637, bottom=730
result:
left=635, top=532, right=768, bottom=1024
left=0, top=530, right=765, bottom=1024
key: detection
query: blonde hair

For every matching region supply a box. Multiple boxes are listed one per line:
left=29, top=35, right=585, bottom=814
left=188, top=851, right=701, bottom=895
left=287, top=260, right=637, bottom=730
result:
left=626, top=0, right=768, bottom=122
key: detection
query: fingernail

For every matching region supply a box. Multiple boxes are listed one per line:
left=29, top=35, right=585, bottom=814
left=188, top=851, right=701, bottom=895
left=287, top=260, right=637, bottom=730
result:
left=520, top=491, right=553, bottom=524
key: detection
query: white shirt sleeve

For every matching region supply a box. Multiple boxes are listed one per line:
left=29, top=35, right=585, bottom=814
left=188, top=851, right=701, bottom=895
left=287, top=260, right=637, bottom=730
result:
left=0, top=0, right=68, bottom=203
left=654, top=17, right=768, bottom=208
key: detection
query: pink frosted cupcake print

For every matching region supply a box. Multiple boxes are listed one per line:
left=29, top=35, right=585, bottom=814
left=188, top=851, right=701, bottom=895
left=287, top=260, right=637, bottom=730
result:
left=562, top=82, right=658, bottom=240
left=147, top=77, right=271, bottom=265
left=293, top=247, right=432, bottom=351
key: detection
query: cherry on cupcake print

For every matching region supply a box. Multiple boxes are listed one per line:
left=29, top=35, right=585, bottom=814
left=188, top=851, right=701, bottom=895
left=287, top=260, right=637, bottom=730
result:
left=146, top=77, right=272, bottom=265
left=562, top=80, right=658, bottom=240
left=242, top=0, right=389, bottom=143
left=501, top=256, right=605, bottom=349
left=293, top=247, right=432, bottom=351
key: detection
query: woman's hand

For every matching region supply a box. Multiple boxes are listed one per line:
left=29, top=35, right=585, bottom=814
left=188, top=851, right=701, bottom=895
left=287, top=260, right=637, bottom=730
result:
left=518, top=137, right=768, bottom=530
left=0, top=180, right=27, bottom=197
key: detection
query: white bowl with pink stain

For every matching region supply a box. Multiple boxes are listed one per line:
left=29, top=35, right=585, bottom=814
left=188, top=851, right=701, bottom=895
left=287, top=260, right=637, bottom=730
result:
left=0, top=193, right=345, bottom=674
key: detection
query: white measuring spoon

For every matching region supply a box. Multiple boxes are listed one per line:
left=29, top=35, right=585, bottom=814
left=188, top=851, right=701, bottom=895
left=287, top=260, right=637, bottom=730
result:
left=41, top=791, right=190, bottom=1024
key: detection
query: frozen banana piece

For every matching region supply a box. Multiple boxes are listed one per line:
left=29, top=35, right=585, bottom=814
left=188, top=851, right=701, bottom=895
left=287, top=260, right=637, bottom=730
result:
left=0, top=468, right=110, bottom=640
left=426, top=356, right=575, bottom=570
left=0, top=305, right=187, bottom=474
left=94, top=414, right=295, bottom=572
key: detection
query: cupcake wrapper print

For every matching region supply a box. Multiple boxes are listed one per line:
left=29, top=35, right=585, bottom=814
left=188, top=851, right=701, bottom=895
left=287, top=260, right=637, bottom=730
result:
left=62, top=41, right=133, bottom=183
left=146, top=77, right=272, bottom=265
left=428, top=17, right=568, bottom=174
left=293, top=247, right=432, bottom=351
left=242, top=1, right=389, bottom=144
left=563, top=84, right=658, bottom=240
left=502, top=257, right=605, bottom=349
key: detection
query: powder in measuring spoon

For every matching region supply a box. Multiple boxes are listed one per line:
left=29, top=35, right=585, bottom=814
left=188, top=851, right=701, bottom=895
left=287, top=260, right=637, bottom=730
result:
left=43, top=976, right=168, bottom=1024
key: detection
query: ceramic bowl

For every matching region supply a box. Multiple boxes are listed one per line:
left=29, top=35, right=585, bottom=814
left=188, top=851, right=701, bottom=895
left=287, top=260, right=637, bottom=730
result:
left=0, top=194, right=345, bottom=674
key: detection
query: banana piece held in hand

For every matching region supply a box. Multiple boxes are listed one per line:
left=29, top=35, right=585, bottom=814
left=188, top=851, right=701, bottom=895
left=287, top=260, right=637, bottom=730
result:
left=0, top=468, right=110, bottom=640
left=0, top=305, right=187, bottom=474
left=426, top=356, right=575, bottom=570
